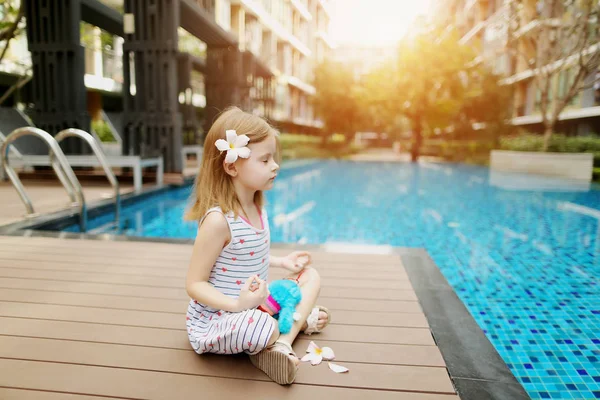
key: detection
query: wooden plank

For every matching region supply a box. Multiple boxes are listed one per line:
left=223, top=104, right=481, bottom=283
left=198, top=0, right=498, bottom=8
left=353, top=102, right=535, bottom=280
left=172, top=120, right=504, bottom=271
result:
left=0, top=236, right=192, bottom=254
left=0, top=316, right=189, bottom=350
left=0, top=319, right=441, bottom=366
left=0, top=288, right=423, bottom=314
left=292, top=340, right=446, bottom=367
left=324, top=310, right=428, bottom=328
left=298, top=324, right=435, bottom=345
left=0, top=267, right=412, bottom=290
left=1, top=259, right=192, bottom=277
left=321, top=287, right=417, bottom=301
left=0, top=277, right=418, bottom=301
left=0, top=259, right=410, bottom=280
left=0, top=244, right=192, bottom=263
left=0, top=277, right=186, bottom=300
left=0, top=301, right=427, bottom=329
left=0, top=315, right=434, bottom=346
left=0, top=252, right=194, bottom=269
left=0, top=238, right=405, bottom=265
left=0, top=388, right=124, bottom=399
left=0, top=251, right=405, bottom=272
left=0, top=302, right=183, bottom=330
left=309, top=297, right=422, bottom=313
left=271, top=250, right=404, bottom=264
left=0, top=238, right=406, bottom=264
left=0, top=237, right=191, bottom=253
left=0, top=267, right=185, bottom=288
left=0, top=336, right=453, bottom=393
left=0, top=359, right=458, bottom=400
left=0, top=288, right=187, bottom=313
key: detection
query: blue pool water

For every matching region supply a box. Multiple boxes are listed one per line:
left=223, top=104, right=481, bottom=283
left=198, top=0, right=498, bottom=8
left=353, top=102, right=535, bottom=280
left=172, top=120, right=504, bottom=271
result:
left=63, top=160, right=599, bottom=399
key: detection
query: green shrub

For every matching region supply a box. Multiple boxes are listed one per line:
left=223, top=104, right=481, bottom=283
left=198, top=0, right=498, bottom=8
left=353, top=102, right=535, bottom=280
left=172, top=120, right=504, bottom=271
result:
left=91, top=120, right=116, bottom=142
left=279, top=133, right=321, bottom=148
left=416, top=139, right=493, bottom=163
left=279, top=133, right=360, bottom=160
left=499, top=135, right=543, bottom=151
left=330, top=133, right=346, bottom=143
left=500, top=134, right=600, bottom=153
left=467, top=141, right=478, bottom=154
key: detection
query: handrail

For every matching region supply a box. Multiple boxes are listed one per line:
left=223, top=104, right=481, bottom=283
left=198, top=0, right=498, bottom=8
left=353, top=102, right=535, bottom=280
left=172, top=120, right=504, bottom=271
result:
left=51, top=128, right=121, bottom=226
left=0, top=127, right=87, bottom=231
left=0, top=129, right=23, bottom=158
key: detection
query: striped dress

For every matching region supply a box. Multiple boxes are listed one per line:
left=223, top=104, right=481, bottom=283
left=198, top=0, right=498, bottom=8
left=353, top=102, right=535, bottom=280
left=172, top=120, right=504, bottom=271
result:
left=186, top=206, right=277, bottom=355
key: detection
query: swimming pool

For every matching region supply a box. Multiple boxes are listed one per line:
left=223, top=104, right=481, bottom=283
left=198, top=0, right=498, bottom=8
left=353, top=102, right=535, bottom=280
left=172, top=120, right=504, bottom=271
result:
left=59, top=160, right=599, bottom=399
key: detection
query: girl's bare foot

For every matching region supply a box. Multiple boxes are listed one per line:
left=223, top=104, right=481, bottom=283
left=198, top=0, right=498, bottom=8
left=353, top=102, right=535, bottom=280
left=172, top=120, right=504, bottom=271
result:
left=301, top=306, right=331, bottom=335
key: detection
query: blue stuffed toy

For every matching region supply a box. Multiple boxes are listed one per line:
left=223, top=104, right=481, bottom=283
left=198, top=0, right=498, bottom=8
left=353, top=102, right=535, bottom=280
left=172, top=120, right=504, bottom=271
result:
left=257, top=279, right=302, bottom=334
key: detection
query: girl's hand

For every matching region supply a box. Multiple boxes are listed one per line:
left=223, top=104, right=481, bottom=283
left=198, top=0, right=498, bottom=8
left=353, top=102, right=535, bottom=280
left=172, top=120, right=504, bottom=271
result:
left=281, top=251, right=312, bottom=273
left=236, top=275, right=269, bottom=311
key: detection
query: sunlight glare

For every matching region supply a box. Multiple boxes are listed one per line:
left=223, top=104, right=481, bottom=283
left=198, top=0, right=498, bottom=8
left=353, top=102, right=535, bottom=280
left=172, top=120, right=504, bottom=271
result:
left=331, top=0, right=433, bottom=46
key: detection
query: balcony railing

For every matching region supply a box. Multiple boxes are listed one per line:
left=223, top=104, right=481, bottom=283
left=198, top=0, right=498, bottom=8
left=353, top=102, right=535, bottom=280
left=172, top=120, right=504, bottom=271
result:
left=84, top=46, right=123, bottom=84
left=195, top=0, right=216, bottom=17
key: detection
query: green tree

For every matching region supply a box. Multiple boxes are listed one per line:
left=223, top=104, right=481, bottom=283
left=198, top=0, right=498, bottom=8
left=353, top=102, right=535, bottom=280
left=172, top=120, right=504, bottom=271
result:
left=0, top=0, right=24, bottom=65
left=392, top=27, right=479, bottom=161
left=363, top=26, right=512, bottom=161
left=359, top=62, right=399, bottom=136
left=450, top=64, right=514, bottom=143
left=312, top=59, right=366, bottom=142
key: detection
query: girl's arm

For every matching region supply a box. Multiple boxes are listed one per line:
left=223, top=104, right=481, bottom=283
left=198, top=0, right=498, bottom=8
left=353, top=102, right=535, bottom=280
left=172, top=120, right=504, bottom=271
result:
left=186, top=212, right=242, bottom=312
left=269, top=255, right=284, bottom=268
left=269, top=251, right=312, bottom=273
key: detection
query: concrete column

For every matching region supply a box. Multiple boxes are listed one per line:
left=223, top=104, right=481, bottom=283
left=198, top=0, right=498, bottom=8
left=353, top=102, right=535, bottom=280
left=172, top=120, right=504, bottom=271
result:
left=231, top=5, right=246, bottom=50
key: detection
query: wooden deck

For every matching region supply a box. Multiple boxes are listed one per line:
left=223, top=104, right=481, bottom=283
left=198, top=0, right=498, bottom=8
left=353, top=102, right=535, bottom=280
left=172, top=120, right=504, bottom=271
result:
left=0, top=180, right=135, bottom=227
left=0, top=235, right=459, bottom=399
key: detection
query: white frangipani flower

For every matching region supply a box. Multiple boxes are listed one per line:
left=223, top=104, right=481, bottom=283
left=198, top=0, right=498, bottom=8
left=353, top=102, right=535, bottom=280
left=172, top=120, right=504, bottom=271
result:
left=301, top=341, right=335, bottom=366
left=215, top=129, right=251, bottom=163
left=328, top=362, right=349, bottom=373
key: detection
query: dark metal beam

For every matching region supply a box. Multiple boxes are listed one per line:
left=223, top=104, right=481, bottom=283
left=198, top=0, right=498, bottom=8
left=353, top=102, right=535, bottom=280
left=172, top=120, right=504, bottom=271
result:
left=180, top=0, right=238, bottom=46
left=80, top=0, right=238, bottom=49
left=80, top=0, right=124, bottom=37
left=187, top=53, right=207, bottom=74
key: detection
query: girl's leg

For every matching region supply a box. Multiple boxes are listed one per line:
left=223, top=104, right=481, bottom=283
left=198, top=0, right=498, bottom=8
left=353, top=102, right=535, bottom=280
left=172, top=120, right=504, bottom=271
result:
left=277, top=267, right=322, bottom=346
left=250, top=318, right=299, bottom=385
left=249, top=267, right=325, bottom=385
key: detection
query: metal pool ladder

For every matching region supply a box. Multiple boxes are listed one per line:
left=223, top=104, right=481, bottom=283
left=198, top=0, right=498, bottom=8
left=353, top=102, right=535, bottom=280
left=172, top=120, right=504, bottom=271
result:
left=1, top=127, right=121, bottom=232
left=52, top=128, right=121, bottom=229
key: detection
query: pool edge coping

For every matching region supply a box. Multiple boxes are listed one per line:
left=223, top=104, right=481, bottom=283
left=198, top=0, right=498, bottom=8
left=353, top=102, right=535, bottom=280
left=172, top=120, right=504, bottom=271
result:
left=400, top=250, right=531, bottom=400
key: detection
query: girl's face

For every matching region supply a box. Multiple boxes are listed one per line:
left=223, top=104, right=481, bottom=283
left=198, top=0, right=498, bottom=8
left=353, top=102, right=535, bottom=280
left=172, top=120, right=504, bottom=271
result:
left=236, top=133, right=279, bottom=191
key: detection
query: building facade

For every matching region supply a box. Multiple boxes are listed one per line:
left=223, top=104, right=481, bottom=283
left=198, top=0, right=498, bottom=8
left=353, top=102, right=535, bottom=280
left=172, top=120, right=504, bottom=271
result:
left=220, top=0, right=333, bottom=130
left=0, top=0, right=333, bottom=172
left=431, top=0, right=600, bottom=136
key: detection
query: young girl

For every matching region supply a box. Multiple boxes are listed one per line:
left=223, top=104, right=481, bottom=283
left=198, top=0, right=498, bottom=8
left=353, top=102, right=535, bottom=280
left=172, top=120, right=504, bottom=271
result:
left=184, top=107, right=331, bottom=385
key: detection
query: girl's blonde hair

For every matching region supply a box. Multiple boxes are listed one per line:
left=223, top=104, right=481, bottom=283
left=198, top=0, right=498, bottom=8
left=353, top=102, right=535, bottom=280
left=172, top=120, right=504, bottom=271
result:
left=184, top=107, right=280, bottom=221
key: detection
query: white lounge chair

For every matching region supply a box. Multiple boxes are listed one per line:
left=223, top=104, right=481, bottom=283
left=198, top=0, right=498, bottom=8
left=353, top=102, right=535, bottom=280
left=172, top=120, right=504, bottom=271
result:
left=8, top=154, right=163, bottom=193
left=181, top=145, right=203, bottom=170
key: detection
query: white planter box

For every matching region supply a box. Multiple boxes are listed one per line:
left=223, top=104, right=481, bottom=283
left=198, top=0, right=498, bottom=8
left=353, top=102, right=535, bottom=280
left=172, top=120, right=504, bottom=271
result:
left=101, top=142, right=122, bottom=157
left=490, top=150, right=594, bottom=181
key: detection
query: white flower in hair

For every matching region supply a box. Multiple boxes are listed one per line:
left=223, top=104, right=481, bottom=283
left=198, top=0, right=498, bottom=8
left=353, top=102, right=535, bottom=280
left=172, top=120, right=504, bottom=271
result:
left=215, top=129, right=251, bottom=163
